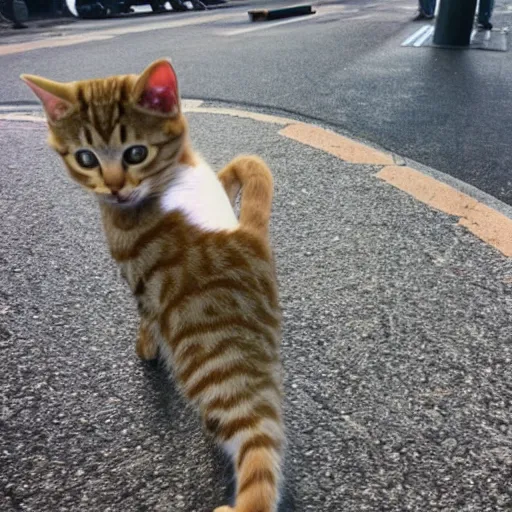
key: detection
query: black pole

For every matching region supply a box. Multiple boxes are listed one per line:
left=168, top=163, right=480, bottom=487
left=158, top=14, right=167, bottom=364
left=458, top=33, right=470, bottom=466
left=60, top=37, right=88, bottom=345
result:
left=433, top=0, right=478, bottom=47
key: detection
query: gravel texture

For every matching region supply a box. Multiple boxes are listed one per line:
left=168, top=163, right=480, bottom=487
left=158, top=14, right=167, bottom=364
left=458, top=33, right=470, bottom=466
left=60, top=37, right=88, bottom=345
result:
left=0, top=112, right=511, bottom=511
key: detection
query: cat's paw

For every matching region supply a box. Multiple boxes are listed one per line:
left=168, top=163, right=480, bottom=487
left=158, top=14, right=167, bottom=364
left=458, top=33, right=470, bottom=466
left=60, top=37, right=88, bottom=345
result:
left=213, top=507, right=234, bottom=512
left=136, top=324, right=158, bottom=360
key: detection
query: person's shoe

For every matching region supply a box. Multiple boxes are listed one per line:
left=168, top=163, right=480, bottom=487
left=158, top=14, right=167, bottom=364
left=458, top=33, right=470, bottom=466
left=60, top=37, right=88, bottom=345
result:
left=412, top=11, right=434, bottom=21
left=477, top=21, right=493, bottom=30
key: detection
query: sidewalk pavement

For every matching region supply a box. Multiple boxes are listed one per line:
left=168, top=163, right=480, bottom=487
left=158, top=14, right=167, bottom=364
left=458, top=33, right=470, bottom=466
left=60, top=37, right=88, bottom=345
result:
left=0, top=102, right=511, bottom=512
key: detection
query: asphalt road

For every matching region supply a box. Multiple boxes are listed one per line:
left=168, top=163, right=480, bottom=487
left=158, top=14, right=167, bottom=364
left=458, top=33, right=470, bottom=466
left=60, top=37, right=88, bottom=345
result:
left=1, top=2, right=512, bottom=511
left=0, top=0, right=511, bottom=205
left=1, top=106, right=512, bottom=511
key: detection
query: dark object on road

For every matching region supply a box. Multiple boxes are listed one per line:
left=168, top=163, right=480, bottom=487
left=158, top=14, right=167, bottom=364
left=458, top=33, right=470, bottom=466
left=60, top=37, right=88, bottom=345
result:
left=433, top=0, right=478, bottom=46
left=0, top=0, right=29, bottom=27
left=248, top=4, right=315, bottom=22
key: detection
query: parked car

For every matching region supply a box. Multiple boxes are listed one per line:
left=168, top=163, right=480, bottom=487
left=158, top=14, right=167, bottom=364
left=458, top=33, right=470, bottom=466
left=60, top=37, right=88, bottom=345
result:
left=72, top=0, right=165, bottom=17
left=68, top=0, right=206, bottom=18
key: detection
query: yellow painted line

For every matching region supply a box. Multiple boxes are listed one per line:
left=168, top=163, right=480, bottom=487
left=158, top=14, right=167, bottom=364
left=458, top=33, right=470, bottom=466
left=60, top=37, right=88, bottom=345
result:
left=2, top=104, right=510, bottom=256
left=183, top=106, right=295, bottom=125
left=377, top=166, right=512, bottom=257
left=98, top=12, right=236, bottom=36
left=0, top=13, right=235, bottom=56
left=0, top=34, right=114, bottom=56
left=279, top=123, right=395, bottom=165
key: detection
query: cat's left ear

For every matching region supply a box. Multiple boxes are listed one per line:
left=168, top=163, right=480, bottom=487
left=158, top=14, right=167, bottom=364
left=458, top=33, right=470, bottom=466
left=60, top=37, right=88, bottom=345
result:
left=20, top=74, right=74, bottom=123
left=132, top=59, right=180, bottom=117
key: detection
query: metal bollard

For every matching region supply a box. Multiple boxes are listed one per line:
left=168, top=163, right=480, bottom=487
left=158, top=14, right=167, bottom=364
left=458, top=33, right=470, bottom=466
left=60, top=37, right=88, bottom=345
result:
left=433, top=0, right=478, bottom=46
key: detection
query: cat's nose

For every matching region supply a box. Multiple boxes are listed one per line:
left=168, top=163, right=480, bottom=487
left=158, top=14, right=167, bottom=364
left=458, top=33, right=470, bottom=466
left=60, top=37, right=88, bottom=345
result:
left=103, top=165, right=125, bottom=194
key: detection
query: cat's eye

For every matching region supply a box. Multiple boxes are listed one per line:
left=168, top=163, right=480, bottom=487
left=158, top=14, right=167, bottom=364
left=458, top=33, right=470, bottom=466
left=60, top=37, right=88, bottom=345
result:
left=123, top=145, right=148, bottom=165
left=75, top=150, right=99, bottom=169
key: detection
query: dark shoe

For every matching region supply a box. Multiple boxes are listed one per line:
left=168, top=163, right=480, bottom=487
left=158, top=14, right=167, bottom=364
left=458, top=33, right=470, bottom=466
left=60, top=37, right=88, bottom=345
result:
left=413, top=11, right=434, bottom=21
left=477, top=21, right=493, bottom=30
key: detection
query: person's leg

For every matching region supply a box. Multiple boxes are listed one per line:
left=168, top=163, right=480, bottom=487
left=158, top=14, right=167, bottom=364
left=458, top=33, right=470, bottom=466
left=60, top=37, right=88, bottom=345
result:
left=478, top=0, right=494, bottom=29
left=414, top=0, right=435, bottom=20
left=425, top=0, right=436, bottom=16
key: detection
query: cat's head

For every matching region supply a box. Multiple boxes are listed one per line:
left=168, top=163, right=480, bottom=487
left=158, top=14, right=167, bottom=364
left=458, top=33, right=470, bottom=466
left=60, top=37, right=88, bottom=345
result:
left=21, top=59, right=187, bottom=206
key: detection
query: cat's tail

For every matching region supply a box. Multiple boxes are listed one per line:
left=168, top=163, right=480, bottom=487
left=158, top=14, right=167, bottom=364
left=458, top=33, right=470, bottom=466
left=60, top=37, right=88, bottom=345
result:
left=212, top=398, right=284, bottom=512
left=232, top=427, right=283, bottom=512
left=218, top=155, right=274, bottom=238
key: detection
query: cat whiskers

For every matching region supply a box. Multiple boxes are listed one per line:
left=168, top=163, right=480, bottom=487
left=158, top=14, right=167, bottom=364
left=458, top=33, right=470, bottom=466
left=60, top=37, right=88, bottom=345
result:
left=143, top=170, right=176, bottom=197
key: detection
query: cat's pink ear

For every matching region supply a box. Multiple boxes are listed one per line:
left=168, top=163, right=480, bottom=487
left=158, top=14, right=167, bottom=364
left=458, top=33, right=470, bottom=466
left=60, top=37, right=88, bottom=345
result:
left=132, top=59, right=179, bottom=116
left=21, top=74, right=74, bottom=123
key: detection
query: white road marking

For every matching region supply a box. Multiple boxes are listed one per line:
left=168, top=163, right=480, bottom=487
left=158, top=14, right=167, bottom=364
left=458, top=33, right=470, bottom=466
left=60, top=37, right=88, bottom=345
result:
left=0, top=113, right=46, bottom=122
left=402, top=25, right=430, bottom=46
left=181, top=99, right=204, bottom=109
left=336, top=8, right=360, bottom=14
left=220, top=5, right=345, bottom=37
left=347, top=14, right=373, bottom=21
left=222, top=14, right=317, bottom=36
left=413, top=26, right=434, bottom=47
left=0, top=98, right=203, bottom=121
left=0, top=106, right=40, bottom=112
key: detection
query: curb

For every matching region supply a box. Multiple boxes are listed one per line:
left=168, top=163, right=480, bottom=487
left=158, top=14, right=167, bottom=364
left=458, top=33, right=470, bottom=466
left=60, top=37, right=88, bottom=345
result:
left=1, top=101, right=511, bottom=258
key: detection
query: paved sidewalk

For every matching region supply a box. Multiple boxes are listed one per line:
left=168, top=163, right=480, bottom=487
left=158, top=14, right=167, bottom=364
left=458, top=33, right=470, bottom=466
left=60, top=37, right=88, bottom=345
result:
left=0, top=103, right=511, bottom=512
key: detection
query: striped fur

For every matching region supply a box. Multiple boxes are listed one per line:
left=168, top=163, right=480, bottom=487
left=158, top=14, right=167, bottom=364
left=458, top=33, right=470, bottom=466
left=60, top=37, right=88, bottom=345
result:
left=23, top=60, right=284, bottom=512
left=218, top=155, right=274, bottom=239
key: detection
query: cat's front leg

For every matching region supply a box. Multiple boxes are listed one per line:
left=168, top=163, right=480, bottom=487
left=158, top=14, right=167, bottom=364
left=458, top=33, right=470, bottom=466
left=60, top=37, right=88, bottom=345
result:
left=136, top=317, right=159, bottom=360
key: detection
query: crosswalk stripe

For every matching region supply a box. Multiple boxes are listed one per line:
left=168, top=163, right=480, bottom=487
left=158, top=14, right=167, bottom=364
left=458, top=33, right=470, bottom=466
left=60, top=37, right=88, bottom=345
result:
left=401, top=25, right=430, bottom=47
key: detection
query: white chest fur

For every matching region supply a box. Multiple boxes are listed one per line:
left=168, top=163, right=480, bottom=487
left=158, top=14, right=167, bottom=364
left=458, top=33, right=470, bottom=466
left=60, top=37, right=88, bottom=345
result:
left=160, top=161, right=238, bottom=231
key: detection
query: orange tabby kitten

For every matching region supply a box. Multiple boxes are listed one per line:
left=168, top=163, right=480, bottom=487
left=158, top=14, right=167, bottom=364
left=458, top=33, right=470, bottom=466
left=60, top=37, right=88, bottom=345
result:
left=22, top=59, right=284, bottom=512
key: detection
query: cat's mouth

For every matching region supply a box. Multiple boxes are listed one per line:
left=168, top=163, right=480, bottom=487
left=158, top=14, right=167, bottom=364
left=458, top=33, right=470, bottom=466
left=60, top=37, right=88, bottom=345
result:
left=99, top=192, right=139, bottom=207
left=116, top=194, right=131, bottom=204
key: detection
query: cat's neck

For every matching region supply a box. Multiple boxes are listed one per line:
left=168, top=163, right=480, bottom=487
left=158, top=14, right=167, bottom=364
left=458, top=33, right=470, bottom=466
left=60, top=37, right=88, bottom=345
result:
left=177, top=143, right=198, bottom=167
left=160, top=160, right=237, bottom=232
left=99, top=148, right=237, bottom=251
left=99, top=142, right=198, bottom=232
left=99, top=194, right=162, bottom=235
